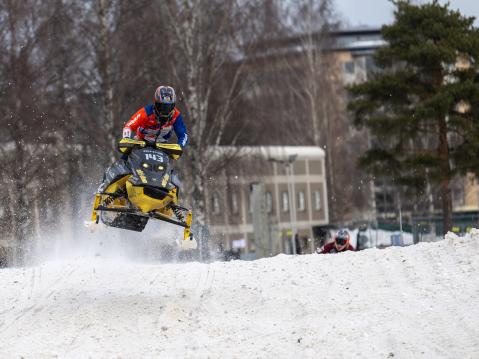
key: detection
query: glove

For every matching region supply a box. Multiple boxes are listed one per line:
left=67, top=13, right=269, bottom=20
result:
left=122, top=128, right=132, bottom=139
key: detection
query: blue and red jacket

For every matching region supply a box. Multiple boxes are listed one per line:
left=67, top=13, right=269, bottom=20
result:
left=123, top=104, right=188, bottom=148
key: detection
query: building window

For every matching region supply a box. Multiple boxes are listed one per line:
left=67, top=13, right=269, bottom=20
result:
left=314, top=190, right=321, bottom=211
left=343, top=61, right=355, bottom=74
left=212, top=192, right=221, bottom=215
left=231, top=192, right=239, bottom=214
left=282, top=191, right=289, bottom=212
left=297, top=191, right=305, bottom=211
left=452, top=188, right=464, bottom=207
left=265, top=191, right=273, bottom=213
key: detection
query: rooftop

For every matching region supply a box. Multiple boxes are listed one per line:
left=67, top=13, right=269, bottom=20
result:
left=245, top=27, right=385, bottom=62
left=212, top=146, right=325, bottom=161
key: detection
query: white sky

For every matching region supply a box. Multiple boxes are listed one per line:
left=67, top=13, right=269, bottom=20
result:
left=334, top=0, right=479, bottom=28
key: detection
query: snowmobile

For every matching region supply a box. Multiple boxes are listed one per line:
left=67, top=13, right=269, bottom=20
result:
left=90, top=138, right=197, bottom=250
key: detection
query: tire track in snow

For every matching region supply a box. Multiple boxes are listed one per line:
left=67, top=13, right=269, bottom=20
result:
left=390, top=247, right=453, bottom=358
left=160, top=262, right=217, bottom=356
left=184, top=262, right=216, bottom=351
left=149, top=261, right=216, bottom=355
left=0, top=268, right=76, bottom=332
left=364, top=251, right=408, bottom=357
left=425, top=245, right=478, bottom=358
left=391, top=242, right=476, bottom=358
left=430, top=242, right=479, bottom=350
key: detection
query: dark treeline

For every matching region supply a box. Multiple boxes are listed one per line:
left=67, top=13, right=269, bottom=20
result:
left=0, top=0, right=364, bottom=262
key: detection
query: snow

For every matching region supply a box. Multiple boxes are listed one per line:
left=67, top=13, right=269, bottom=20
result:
left=1, top=232, right=479, bottom=358
left=348, top=228, right=415, bottom=249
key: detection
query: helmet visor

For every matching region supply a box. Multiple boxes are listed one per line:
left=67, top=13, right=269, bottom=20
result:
left=336, top=236, right=347, bottom=245
left=155, top=102, right=175, bottom=117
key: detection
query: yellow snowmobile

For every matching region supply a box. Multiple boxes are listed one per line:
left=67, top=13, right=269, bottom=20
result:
left=91, top=138, right=197, bottom=250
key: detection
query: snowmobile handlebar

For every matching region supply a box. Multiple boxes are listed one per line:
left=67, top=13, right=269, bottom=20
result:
left=118, top=138, right=183, bottom=159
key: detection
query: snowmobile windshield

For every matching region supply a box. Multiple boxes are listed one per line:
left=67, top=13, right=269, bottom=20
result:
left=130, top=148, right=169, bottom=166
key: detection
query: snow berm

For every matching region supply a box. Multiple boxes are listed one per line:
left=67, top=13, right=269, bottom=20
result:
left=1, top=232, right=478, bottom=358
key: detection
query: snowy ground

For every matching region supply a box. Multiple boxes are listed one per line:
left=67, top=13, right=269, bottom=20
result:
left=346, top=228, right=415, bottom=249
left=1, top=233, right=479, bottom=358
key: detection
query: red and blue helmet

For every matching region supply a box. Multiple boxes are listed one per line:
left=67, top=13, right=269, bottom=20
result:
left=154, top=85, right=176, bottom=120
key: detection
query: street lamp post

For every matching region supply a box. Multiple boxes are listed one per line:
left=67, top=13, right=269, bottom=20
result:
left=397, top=192, right=403, bottom=245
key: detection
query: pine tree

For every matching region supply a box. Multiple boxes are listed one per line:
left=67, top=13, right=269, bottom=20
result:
left=348, top=0, right=479, bottom=234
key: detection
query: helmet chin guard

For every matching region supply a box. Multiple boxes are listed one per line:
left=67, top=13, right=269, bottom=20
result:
left=154, top=86, right=176, bottom=119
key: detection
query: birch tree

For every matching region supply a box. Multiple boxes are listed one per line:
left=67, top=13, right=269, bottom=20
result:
left=0, top=0, right=61, bottom=260
left=79, top=0, right=123, bottom=164
left=276, top=0, right=372, bottom=222
left=39, top=0, right=89, bottom=238
left=160, top=0, right=261, bottom=225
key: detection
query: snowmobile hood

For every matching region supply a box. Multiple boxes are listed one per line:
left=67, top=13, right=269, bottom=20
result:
left=128, top=147, right=172, bottom=188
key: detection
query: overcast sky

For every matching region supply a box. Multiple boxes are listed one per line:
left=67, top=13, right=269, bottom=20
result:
left=334, top=0, right=479, bottom=28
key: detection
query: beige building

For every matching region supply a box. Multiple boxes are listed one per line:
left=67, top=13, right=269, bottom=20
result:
left=207, top=146, right=328, bottom=257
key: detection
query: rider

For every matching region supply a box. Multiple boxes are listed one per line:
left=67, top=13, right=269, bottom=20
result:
left=122, top=85, right=188, bottom=150
left=318, top=229, right=355, bottom=254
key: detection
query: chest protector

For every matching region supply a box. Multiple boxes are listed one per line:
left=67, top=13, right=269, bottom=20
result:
left=136, top=106, right=180, bottom=143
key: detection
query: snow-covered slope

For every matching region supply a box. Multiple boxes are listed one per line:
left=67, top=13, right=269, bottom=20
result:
left=1, top=233, right=478, bottom=358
